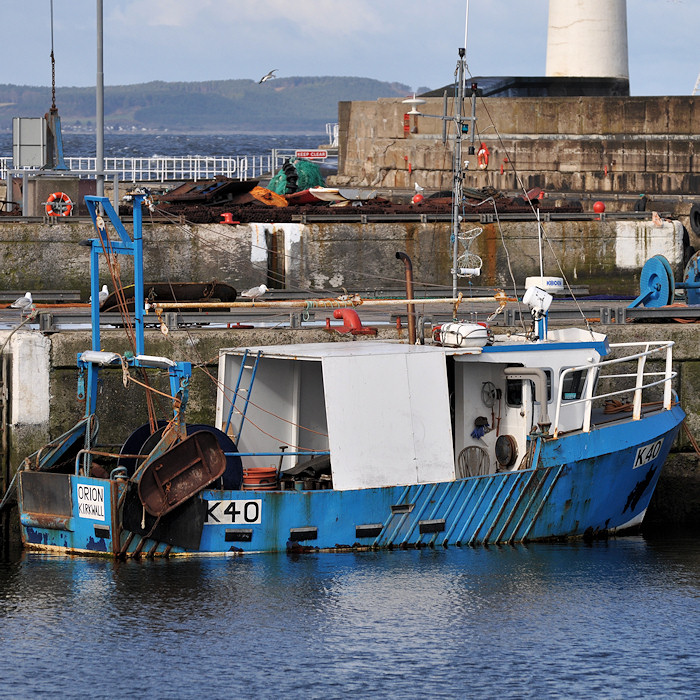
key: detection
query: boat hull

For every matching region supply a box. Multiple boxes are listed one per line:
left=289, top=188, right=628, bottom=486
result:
left=18, top=406, right=684, bottom=556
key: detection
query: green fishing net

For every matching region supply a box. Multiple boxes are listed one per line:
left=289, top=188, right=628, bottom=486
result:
left=268, top=157, right=325, bottom=195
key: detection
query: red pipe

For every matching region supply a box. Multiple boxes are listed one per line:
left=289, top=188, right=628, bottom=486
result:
left=333, top=308, right=364, bottom=332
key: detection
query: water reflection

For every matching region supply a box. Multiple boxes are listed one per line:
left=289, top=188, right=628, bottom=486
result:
left=1, top=537, right=699, bottom=698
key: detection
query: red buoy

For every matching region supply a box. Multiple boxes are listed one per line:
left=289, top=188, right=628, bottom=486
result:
left=593, top=201, right=606, bottom=213
left=412, top=193, right=424, bottom=205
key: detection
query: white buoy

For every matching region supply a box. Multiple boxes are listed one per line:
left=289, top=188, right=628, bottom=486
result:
left=546, top=0, right=629, bottom=80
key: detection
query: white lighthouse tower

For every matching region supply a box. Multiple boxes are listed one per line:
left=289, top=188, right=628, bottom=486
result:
left=546, top=0, right=629, bottom=80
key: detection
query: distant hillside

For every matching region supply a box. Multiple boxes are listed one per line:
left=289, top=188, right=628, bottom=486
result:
left=0, top=76, right=412, bottom=133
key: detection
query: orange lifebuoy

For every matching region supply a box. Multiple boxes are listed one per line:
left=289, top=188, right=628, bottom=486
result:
left=477, top=144, right=490, bottom=170
left=46, top=192, right=73, bottom=217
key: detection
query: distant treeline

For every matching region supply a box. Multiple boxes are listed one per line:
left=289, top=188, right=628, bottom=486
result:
left=0, top=76, right=413, bottom=133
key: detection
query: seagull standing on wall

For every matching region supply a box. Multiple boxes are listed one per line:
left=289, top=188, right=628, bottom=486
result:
left=10, top=291, right=32, bottom=310
left=241, top=284, right=268, bottom=305
left=90, top=285, right=110, bottom=306
left=258, top=69, right=278, bottom=84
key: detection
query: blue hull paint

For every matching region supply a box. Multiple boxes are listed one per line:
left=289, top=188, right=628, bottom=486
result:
left=19, top=406, right=684, bottom=556
left=20, top=475, right=116, bottom=555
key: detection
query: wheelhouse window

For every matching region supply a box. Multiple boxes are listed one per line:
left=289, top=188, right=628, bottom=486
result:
left=506, top=369, right=552, bottom=407
left=561, top=369, right=586, bottom=401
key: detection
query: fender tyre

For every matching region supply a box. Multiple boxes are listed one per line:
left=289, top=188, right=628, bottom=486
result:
left=690, top=202, right=700, bottom=237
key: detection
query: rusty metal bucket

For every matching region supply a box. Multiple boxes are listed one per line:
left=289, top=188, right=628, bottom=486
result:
left=137, top=431, right=226, bottom=517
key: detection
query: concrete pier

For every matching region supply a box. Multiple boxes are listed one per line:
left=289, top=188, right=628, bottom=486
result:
left=0, top=216, right=691, bottom=298
left=333, top=96, right=700, bottom=196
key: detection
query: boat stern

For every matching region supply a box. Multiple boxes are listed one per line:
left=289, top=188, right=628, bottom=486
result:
left=19, top=471, right=120, bottom=555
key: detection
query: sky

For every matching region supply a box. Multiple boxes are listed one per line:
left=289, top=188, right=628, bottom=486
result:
left=2, top=0, right=697, bottom=96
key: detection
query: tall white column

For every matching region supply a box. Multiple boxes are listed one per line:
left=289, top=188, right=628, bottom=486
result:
left=546, top=0, right=629, bottom=79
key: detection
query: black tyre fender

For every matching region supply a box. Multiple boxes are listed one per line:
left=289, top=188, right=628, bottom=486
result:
left=690, top=202, right=700, bottom=237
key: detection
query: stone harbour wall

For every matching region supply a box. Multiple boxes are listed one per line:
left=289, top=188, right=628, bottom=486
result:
left=0, top=216, right=691, bottom=299
left=333, top=96, right=700, bottom=196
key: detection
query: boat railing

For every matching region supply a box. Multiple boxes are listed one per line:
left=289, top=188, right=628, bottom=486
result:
left=552, top=340, right=676, bottom=438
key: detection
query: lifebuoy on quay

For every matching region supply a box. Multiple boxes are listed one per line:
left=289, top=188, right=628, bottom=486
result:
left=45, top=192, right=73, bottom=217
left=477, top=143, right=490, bottom=170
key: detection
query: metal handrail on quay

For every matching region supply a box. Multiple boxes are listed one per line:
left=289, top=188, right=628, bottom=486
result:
left=0, top=150, right=338, bottom=184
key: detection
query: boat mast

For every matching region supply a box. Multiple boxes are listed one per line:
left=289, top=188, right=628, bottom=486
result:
left=452, top=49, right=466, bottom=299
left=96, top=0, right=104, bottom=198
left=401, top=44, right=475, bottom=298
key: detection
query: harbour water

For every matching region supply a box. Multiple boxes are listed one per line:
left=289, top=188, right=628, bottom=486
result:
left=0, top=132, right=326, bottom=159
left=1, top=534, right=699, bottom=698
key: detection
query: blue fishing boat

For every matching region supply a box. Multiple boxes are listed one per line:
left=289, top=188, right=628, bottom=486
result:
left=11, top=45, right=686, bottom=557
left=12, top=191, right=684, bottom=556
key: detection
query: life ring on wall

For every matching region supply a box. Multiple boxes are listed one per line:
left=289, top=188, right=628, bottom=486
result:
left=477, top=144, right=490, bottom=170
left=45, top=192, right=73, bottom=217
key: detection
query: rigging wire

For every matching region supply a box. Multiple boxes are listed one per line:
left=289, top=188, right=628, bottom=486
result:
left=466, top=68, right=595, bottom=335
left=95, top=215, right=164, bottom=429
left=107, top=117, right=514, bottom=443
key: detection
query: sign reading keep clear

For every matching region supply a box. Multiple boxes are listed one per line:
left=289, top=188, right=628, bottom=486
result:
left=77, top=484, right=105, bottom=521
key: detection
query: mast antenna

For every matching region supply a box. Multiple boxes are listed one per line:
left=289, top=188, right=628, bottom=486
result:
left=463, top=0, right=469, bottom=56
left=50, top=0, right=56, bottom=112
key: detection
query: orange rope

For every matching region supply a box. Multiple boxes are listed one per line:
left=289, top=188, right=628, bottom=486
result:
left=682, top=421, right=700, bottom=457
left=96, top=217, right=161, bottom=431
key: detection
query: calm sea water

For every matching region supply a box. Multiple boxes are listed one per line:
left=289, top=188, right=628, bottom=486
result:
left=0, top=132, right=327, bottom=159
left=1, top=534, right=699, bottom=699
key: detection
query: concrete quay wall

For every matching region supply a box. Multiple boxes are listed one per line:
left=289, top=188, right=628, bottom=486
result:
left=2, top=323, right=700, bottom=529
left=0, top=216, right=691, bottom=298
left=333, top=96, right=700, bottom=196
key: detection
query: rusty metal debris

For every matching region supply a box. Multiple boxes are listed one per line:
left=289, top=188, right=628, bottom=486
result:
left=137, top=431, right=226, bottom=517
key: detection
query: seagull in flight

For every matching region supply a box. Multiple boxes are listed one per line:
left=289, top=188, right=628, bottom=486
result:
left=10, top=291, right=32, bottom=310
left=241, top=284, right=268, bottom=304
left=258, top=69, right=278, bottom=84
